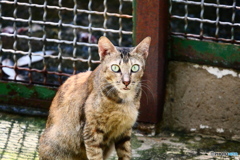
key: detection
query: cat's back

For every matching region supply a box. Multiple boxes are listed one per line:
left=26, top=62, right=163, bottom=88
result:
left=66, top=71, right=92, bottom=86
left=39, top=71, right=93, bottom=160
left=52, top=71, right=92, bottom=107
left=46, top=71, right=92, bottom=127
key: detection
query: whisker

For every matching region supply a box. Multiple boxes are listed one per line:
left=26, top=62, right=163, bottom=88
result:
left=97, top=82, right=117, bottom=98
left=141, top=84, right=154, bottom=97
left=140, top=79, right=152, bottom=84
left=140, top=88, right=149, bottom=105
left=140, top=82, right=155, bottom=105
left=101, top=84, right=112, bottom=91
left=106, top=86, right=115, bottom=97
left=97, top=82, right=112, bottom=91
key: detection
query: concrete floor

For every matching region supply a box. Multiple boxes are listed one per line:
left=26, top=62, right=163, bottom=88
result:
left=0, top=112, right=239, bottom=160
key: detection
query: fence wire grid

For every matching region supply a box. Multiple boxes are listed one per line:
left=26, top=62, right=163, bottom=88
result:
left=0, top=0, right=133, bottom=86
left=170, top=0, right=240, bottom=44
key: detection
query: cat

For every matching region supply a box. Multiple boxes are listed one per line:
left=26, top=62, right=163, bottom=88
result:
left=38, top=36, right=151, bottom=160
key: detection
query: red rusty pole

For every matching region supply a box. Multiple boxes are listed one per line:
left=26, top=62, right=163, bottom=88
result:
left=133, top=0, right=169, bottom=123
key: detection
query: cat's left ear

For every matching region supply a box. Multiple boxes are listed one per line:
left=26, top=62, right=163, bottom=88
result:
left=98, top=36, right=118, bottom=61
left=132, top=36, right=151, bottom=59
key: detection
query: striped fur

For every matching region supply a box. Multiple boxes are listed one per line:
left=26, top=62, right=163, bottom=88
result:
left=38, top=36, right=151, bottom=160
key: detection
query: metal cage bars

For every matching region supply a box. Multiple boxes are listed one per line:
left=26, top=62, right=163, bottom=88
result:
left=169, top=0, right=240, bottom=44
left=0, top=0, right=133, bottom=86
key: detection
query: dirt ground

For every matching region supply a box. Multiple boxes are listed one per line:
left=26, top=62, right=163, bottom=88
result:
left=0, top=111, right=240, bottom=160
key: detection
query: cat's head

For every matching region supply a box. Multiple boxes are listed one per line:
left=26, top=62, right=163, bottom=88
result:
left=98, top=36, right=151, bottom=93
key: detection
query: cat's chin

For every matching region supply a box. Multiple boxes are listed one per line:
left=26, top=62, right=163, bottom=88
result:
left=122, top=87, right=130, bottom=90
left=119, top=87, right=132, bottom=93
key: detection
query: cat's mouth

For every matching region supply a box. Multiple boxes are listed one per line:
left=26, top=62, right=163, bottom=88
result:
left=123, top=87, right=130, bottom=90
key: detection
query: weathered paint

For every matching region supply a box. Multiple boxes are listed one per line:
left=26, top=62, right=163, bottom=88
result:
left=0, top=81, right=57, bottom=110
left=169, top=37, right=240, bottom=69
left=193, top=64, right=240, bottom=78
left=34, top=86, right=56, bottom=99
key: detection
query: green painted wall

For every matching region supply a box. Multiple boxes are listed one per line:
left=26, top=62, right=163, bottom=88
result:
left=0, top=81, right=57, bottom=110
left=169, top=37, right=240, bottom=69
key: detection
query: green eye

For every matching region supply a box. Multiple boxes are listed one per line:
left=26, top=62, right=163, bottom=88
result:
left=131, top=64, right=139, bottom=72
left=111, top=64, right=120, bottom=72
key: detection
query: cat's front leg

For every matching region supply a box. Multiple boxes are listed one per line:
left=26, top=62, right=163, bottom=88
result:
left=83, top=124, right=104, bottom=160
left=115, top=129, right=132, bottom=160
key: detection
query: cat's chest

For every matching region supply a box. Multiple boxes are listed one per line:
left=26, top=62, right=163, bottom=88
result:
left=103, top=104, right=138, bottom=138
left=85, top=92, right=139, bottom=139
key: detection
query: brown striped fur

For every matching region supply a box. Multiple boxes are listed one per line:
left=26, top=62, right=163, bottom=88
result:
left=38, top=36, right=151, bottom=160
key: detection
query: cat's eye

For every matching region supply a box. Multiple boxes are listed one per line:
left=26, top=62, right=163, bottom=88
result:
left=131, top=64, right=140, bottom=72
left=111, top=64, right=120, bottom=72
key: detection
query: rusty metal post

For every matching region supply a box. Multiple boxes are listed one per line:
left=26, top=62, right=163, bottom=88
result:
left=133, top=0, right=169, bottom=123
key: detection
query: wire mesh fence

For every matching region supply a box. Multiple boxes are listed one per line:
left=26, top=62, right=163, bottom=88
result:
left=0, top=0, right=133, bottom=86
left=169, top=0, right=240, bottom=44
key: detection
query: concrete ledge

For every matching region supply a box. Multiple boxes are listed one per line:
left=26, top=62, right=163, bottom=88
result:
left=162, top=61, right=240, bottom=141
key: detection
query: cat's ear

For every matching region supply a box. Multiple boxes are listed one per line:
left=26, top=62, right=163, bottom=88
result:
left=98, top=36, right=117, bottom=61
left=132, top=36, right=151, bottom=59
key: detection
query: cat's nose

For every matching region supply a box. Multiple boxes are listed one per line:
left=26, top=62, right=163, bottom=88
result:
left=122, top=74, right=130, bottom=86
left=122, top=80, right=130, bottom=86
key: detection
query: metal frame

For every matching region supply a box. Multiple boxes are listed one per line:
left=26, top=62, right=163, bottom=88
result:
left=169, top=0, right=240, bottom=69
left=4, top=0, right=239, bottom=124
left=0, top=0, right=134, bottom=113
left=134, top=0, right=168, bottom=123
left=0, top=0, right=133, bottom=85
left=0, top=0, right=170, bottom=124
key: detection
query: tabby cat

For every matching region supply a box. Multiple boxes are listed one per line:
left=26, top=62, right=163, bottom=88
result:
left=38, top=36, right=151, bottom=160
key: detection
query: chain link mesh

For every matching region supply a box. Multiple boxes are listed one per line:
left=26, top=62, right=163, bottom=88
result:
left=0, top=0, right=133, bottom=86
left=170, top=0, right=240, bottom=44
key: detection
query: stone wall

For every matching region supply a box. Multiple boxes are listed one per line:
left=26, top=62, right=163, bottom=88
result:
left=161, top=61, right=240, bottom=141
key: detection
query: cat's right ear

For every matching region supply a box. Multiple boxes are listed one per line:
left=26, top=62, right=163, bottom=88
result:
left=98, top=36, right=117, bottom=61
left=132, top=36, right=151, bottom=59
